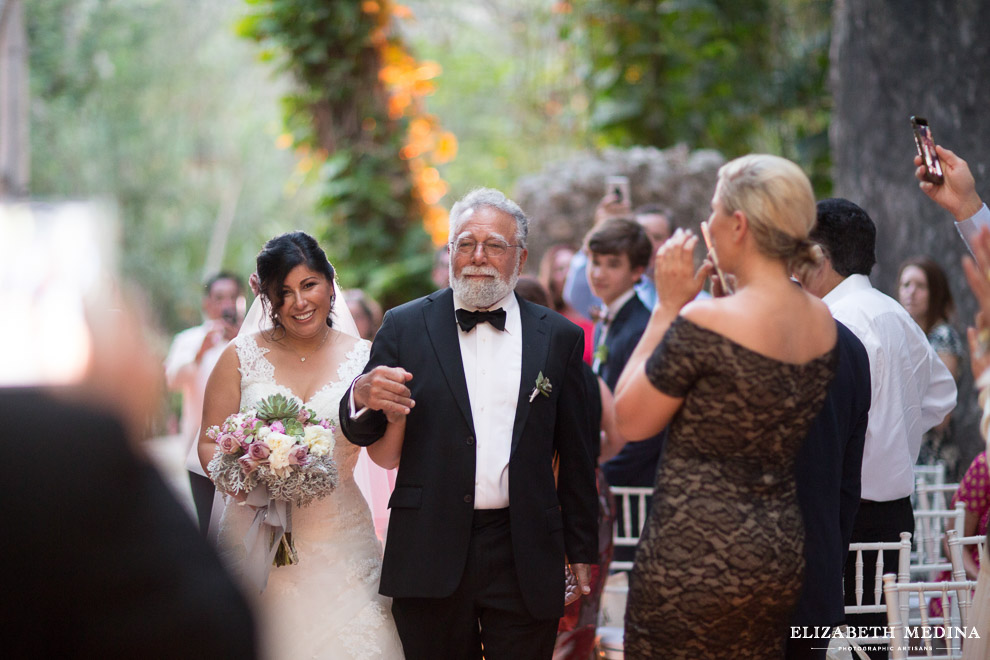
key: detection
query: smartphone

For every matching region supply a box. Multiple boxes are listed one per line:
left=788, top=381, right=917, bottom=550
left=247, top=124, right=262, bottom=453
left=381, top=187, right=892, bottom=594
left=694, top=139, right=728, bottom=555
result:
left=700, top=221, right=734, bottom=295
left=605, top=175, right=631, bottom=207
left=0, top=201, right=118, bottom=386
left=911, top=116, right=944, bottom=184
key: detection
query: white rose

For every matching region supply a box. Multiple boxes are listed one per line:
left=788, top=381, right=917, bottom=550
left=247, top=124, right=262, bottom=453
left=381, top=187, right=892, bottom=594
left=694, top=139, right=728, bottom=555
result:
left=304, top=424, right=335, bottom=457
left=268, top=442, right=293, bottom=474
left=256, top=426, right=272, bottom=441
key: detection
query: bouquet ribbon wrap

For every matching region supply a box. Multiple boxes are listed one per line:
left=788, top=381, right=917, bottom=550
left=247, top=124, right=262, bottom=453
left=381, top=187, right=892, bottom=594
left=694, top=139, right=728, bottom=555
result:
left=243, top=485, right=293, bottom=592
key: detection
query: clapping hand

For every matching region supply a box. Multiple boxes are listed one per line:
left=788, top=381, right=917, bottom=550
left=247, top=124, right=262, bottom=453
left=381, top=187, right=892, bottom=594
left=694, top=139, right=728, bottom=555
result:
left=653, top=229, right=713, bottom=310
left=354, top=366, right=415, bottom=424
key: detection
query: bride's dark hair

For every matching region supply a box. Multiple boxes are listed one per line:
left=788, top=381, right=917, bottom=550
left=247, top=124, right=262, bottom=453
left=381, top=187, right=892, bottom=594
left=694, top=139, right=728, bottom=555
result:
left=256, top=231, right=336, bottom=336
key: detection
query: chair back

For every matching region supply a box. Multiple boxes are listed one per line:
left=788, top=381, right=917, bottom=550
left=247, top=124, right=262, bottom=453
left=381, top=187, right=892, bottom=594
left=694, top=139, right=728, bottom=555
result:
left=843, top=532, right=913, bottom=647
left=609, top=486, right=652, bottom=572
left=882, top=573, right=978, bottom=659
left=914, top=462, right=947, bottom=490
left=913, top=501, right=966, bottom=580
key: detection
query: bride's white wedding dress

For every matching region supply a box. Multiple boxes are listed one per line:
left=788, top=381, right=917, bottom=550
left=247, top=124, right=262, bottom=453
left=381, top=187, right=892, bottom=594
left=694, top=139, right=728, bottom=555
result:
left=216, top=334, right=404, bottom=660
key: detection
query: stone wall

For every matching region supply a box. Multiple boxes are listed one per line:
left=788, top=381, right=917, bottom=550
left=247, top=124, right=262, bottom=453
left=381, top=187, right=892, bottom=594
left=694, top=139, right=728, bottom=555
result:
left=513, top=144, right=724, bottom=274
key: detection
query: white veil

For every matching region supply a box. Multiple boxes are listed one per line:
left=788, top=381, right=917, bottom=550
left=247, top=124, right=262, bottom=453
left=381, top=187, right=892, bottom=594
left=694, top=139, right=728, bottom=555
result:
left=209, top=275, right=396, bottom=544
left=239, top=277, right=360, bottom=339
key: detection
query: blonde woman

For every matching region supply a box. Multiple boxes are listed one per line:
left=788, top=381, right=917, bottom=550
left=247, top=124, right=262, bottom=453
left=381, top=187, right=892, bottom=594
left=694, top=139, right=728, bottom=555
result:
left=613, top=155, right=837, bottom=658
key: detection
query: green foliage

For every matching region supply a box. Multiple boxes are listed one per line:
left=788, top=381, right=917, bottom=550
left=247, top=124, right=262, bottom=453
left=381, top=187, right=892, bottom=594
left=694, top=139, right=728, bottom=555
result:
left=25, top=0, right=317, bottom=334
left=564, top=0, right=833, bottom=195
left=238, top=0, right=435, bottom=308
left=403, top=1, right=594, bottom=200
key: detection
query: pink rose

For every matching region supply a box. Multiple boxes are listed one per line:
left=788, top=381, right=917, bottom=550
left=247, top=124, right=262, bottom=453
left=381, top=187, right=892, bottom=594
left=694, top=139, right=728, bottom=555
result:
left=269, top=421, right=285, bottom=435
left=217, top=433, right=240, bottom=455
left=247, top=441, right=271, bottom=461
left=297, top=408, right=311, bottom=423
left=288, top=445, right=309, bottom=466
left=238, top=454, right=260, bottom=475
left=206, top=425, right=220, bottom=440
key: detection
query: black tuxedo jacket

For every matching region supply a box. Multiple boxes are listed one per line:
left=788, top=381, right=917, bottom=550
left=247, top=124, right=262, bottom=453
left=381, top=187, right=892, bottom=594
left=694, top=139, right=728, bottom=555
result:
left=0, top=389, right=256, bottom=659
left=791, top=321, right=870, bottom=627
left=597, top=295, right=666, bottom=487
left=339, top=288, right=598, bottom=619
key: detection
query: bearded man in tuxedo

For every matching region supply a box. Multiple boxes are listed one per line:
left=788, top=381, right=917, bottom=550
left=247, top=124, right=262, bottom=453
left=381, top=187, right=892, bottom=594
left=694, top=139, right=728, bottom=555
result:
left=339, top=188, right=598, bottom=660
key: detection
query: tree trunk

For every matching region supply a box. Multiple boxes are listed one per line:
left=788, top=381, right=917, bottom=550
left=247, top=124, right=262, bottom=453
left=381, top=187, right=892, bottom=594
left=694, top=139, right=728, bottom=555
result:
left=0, top=0, right=29, bottom=197
left=831, top=0, right=990, bottom=468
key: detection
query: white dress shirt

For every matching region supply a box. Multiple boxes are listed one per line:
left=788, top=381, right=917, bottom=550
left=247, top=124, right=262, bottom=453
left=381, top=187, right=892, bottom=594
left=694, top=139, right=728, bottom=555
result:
left=164, top=321, right=226, bottom=477
left=591, top=287, right=636, bottom=374
left=824, top=274, right=957, bottom=501
left=453, top=291, right=522, bottom=509
left=954, top=203, right=990, bottom=254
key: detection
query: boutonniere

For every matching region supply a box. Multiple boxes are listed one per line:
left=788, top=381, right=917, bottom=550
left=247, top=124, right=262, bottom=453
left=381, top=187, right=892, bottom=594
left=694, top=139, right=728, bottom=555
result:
left=593, top=344, right=608, bottom=365
left=529, top=371, right=553, bottom=403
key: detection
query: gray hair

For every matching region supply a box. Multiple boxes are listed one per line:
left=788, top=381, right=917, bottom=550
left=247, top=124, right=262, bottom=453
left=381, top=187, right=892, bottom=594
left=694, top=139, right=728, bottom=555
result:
left=448, top=188, right=529, bottom=247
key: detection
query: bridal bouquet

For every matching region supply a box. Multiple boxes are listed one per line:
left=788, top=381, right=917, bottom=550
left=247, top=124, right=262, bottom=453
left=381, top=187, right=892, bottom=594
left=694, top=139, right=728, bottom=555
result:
left=206, top=392, right=338, bottom=569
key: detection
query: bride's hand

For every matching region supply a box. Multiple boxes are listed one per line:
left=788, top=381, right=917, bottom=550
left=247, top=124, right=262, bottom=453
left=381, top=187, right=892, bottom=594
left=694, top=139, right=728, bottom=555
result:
left=654, top=229, right=711, bottom=310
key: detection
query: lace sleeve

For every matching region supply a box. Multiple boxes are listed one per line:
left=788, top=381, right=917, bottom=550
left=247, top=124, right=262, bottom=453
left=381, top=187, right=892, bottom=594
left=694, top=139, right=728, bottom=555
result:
left=234, top=334, right=274, bottom=385
left=644, top=316, right=706, bottom=398
left=337, top=339, right=372, bottom=384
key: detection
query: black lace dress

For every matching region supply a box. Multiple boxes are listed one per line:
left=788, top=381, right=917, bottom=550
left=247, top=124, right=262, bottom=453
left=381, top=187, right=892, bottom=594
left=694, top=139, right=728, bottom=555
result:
left=624, top=317, right=837, bottom=659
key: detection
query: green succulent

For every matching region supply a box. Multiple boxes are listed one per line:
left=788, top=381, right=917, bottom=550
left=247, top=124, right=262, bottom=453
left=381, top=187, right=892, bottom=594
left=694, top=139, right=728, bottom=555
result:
left=255, top=393, right=300, bottom=421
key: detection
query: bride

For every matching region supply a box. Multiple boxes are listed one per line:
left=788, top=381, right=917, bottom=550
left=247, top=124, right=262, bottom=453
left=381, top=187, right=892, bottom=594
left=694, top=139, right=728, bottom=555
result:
left=198, top=232, right=405, bottom=659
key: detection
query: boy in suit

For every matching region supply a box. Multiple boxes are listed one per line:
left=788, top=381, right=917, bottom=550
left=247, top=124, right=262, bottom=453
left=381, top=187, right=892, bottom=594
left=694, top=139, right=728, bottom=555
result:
left=586, top=218, right=666, bottom=562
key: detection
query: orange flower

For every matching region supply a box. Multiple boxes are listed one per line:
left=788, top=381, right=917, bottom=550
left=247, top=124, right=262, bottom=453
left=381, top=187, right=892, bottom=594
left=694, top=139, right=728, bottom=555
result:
left=433, top=132, right=458, bottom=164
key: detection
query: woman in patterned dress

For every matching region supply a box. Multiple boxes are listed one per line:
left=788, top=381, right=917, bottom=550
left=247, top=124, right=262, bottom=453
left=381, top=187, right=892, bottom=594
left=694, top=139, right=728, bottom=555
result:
left=612, top=155, right=838, bottom=659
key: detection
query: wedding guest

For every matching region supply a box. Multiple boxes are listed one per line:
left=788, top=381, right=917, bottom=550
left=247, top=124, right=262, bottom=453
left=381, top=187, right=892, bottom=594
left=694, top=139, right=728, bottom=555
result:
left=562, top=191, right=675, bottom=318
left=164, top=271, right=243, bottom=533
left=432, top=244, right=450, bottom=289
left=344, top=288, right=383, bottom=340
left=539, top=244, right=593, bottom=363
left=1, top=299, right=257, bottom=659
left=799, top=198, right=956, bottom=660
left=786, top=320, right=871, bottom=660
left=898, top=256, right=966, bottom=480
left=340, top=187, right=599, bottom=660
left=916, top=144, right=990, bottom=660
left=585, top=218, right=664, bottom=564
left=613, top=154, right=838, bottom=658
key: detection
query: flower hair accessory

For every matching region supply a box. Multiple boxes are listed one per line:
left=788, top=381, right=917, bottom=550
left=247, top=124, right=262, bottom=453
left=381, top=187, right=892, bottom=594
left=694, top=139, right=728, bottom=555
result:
left=529, top=371, right=552, bottom=403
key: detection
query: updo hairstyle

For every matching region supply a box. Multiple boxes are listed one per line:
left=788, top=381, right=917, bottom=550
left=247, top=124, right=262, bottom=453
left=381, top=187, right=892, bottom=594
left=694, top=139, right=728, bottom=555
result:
left=715, top=154, right=821, bottom=282
left=256, top=231, right=336, bottom=335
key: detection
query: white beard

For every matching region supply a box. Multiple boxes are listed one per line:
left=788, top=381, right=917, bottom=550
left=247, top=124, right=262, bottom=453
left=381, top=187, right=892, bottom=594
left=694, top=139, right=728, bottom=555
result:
left=450, top=264, right=518, bottom=309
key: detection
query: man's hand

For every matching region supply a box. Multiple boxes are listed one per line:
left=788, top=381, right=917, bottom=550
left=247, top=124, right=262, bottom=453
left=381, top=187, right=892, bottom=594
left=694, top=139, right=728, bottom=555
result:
left=916, top=145, right=984, bottom=221
left=354, top=366, right=415, bottom=423
left=565, top=563, right=592, bottom=605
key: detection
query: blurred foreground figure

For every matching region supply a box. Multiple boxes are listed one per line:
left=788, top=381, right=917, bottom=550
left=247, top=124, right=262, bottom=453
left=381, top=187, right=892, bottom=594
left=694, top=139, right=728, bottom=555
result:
left=0, top=301, right=256, bottom=659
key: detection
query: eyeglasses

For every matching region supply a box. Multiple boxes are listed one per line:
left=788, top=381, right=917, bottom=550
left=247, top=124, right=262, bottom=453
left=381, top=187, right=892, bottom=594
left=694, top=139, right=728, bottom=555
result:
left=450, top=239, right=523, bottom=257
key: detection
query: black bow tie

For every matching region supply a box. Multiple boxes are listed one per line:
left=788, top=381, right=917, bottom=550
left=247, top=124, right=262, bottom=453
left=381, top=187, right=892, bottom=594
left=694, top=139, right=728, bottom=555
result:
left=455, top=307, right=507, bottom=332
